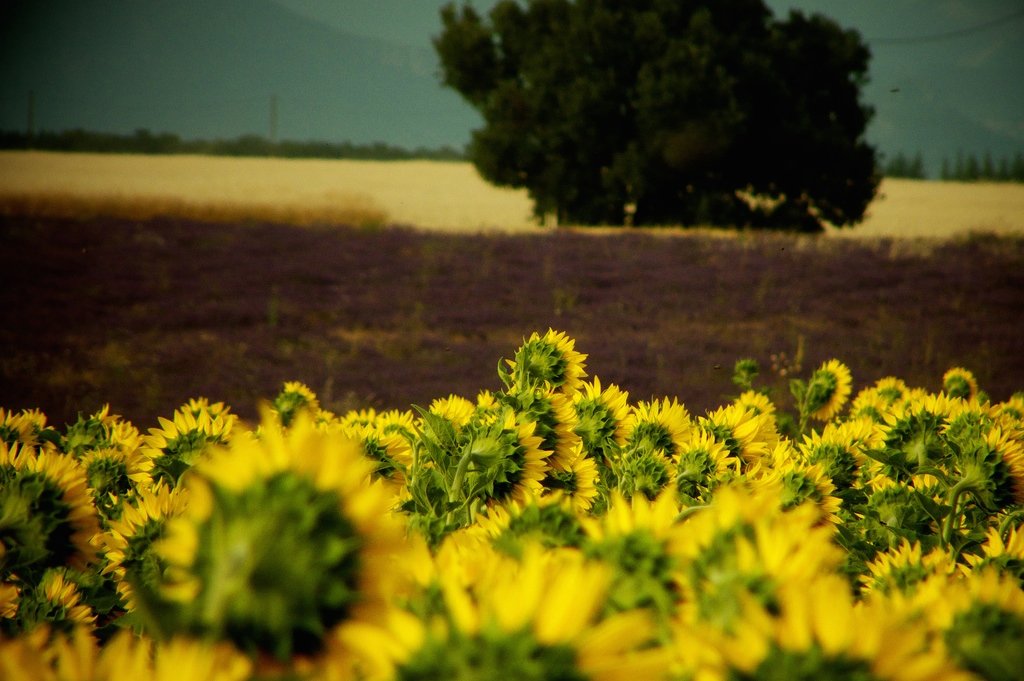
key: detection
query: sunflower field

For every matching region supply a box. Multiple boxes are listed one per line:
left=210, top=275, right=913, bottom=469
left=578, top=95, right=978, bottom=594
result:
left=2, top=329, right=1023, bottom=681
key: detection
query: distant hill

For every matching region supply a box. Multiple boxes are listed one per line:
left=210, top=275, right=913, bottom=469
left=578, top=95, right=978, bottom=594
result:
left=0, top=0, right=481, bottom=148
left=1, top=0, right=1021, bottom=177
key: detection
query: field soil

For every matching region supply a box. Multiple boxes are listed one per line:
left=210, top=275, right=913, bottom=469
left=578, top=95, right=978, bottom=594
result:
left=2, top=215, right=1024, bottom=431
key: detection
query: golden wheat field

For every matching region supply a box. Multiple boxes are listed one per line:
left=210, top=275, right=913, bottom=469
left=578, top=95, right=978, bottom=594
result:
left=2, top=150, right=1023, bottom=236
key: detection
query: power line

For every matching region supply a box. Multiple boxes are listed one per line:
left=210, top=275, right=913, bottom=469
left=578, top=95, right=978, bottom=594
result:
left=870, top=6, right=1024, bottom=45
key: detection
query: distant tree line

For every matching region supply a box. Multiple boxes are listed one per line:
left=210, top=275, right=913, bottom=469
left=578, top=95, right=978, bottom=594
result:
left=881, top=151, right=925, bottom=179
left=0, top=128, right=466, bottom=161
left=940, top=151, right=1024, bottom=183
left=883, top=150, right=1024, bottom=182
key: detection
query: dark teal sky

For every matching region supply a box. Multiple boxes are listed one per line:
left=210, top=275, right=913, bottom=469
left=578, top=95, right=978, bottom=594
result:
left=270, top=0, right=1024, bottom=147
left=1, top=0, right=1021, bottom=174
left=272, top=0, right=1023, bottom=63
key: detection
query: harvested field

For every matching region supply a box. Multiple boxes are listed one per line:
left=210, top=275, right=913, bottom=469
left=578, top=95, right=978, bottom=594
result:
left=0, top=151, right=534, bottom=231
left=2, top=215, right=1022, bottom=430
left=3, top=151, right=1024, bottom=236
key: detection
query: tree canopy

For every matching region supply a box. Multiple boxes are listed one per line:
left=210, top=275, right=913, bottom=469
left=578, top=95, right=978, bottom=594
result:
left=434, top=0, right=879, bottom=231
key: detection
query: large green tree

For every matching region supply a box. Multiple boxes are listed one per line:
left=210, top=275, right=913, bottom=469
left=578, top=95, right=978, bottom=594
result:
left=435, top=0, right=878, bottom=231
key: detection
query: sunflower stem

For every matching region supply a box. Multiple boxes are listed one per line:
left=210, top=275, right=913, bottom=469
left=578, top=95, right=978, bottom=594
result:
left=449, top=448, right=473, bottom=506
left=797, top=391, right=811, bottom=437
left=998, top=509, right=1024, bottom=541
left=941, top=480, right=971, bottom=550
left=676, top=504, right=710, bottom=522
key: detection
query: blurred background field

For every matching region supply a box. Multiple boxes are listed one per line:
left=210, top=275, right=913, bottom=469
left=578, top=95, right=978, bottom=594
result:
left=2, top=211, right=1023, bottom=430
left=3, top=150, right=1024, bottom=237
left=3, top=151, right=1024, bottom=429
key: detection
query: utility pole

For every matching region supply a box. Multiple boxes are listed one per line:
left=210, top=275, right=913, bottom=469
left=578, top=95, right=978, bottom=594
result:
left=26, top=90, right=35, bottom=148
left=269, top=94, right=278, bottom=145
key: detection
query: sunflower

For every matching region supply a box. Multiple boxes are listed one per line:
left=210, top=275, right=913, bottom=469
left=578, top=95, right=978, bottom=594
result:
left=542, top=441, right=600, bottom=513
left=502, top=386, right=581, bottom=467
left=735, top=391, right=783, bottom=452
left=698, top=403, right=771, bottom=470
left=466, top=494, right=587, bottom=558
left=141, top=400, right=237, bottom=486
left=874, top=398, right=955, bottom=482
left=762, top=438, right=799, bottom=468
left=353, top=545, right=671, bottom=681
left=939, top=424, right=1024, bottom=522
left=623, top=398, right=692, bottom=460
left=941, top=399, right=993, bottom=444
left=864, top=470, right=944, bottom=533
left=993, top=393, right=1024, bottom=427
left=673, top=483, right=843, bottom=632
left=915, top=568, right=1024, bottom=681
left=615, top=444, right=675, bottom=502
left=502, top=329, right=588, bottom=396
left=681, top=574, right=975, bottom=681
left=375, top=408, right=419, bottom=437
left=850, top=388, right=892, bottom=423
left=797, top=422, right=867, bottom=500
left=427, top=394, right=476, bottom=429
left=860, top=540, right=955, bottom=600
left=151, top=412, right=411, bottom=666
left=0, top=627, right=55, bottom=681
left=910, top=391, right=965, bottom=421
left=5, top=567, right=96, bottom=634
left=61, top=405, right=143, bottom=458
left=581, top=491, right=687, bottom=620
left=985, top=426, right=1024, bottom=507
left=735, top=390, right=777, bottom=419
left=0, top=627, right=87, bottom=681
left=147, top=636, right=254, bottom=681
left=182, top=396, right=234, bottom=418
left=460, top=408, right=550, bottom=508
left=962, top=524, right=1024, bottom=579
left=335, top=407, right=377, bottom=429
left=0, top=408, right=55, bottom=450
left=803, top=359, right=853, bottom=423
left=943, top=367, right=980, bottom=401
left=572, top=377, right=630, bottom=463
left=0, top=444, right=101, bottom=578
left=424, top=531, right=505, bottom=598
left=405, top=404, right=551, bottom=545
left=79, top=446, right=154, bottom=521
left=271, top=381, right=321, bottom=427
left=0, top=628, right=253, bottom=681
left=339, top=421, right=413, bottom=497
left=838, top=415, right=887, bottom=455
left=874, top=377, right=911, bottom=406
left=752, top=460, right=843, bottom=524
left=99, top=482, right=189, bottom=609
left=674, top=430, right=736, bottom=505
